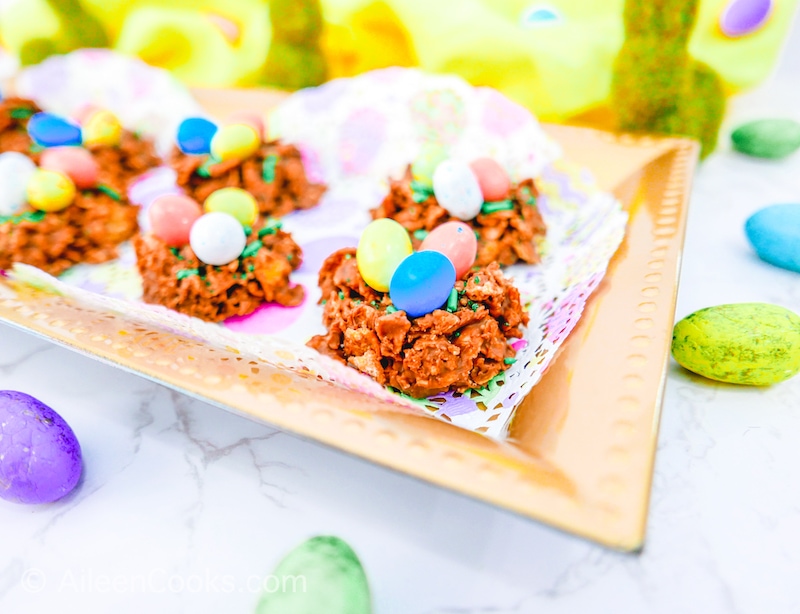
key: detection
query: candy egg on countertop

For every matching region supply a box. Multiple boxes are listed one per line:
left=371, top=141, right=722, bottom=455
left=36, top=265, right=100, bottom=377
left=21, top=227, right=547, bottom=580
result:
left=390, top=251, right=456, bottom=318
left=731, top=118, right=800, bottom=159
left=82, top=109, right=123, bottom=147
left=225, top=110, right=265, bottom=140
left=419, top=221, right=477, bottom=279
left=0, top=152, right=37, bottom=216
left=39, top=147, right=99, bottom=189
left=189, top=211, right=247, bottom=266
left=26, top=169, right=76, bottom=212
left=432, top=159, right=483, bottom=220
left=204, top=187, right=258, bottom=227
left=672, top=303, right=800, bottom=386
left=210, top=123, right=261, bottom=161
left=469, top=158, right=511, bottom=202
left=149, top=194, right=204, bottom=247
left=0, top=390, right=82, bottom=504
left=27, top=112, right=82, bottom=147
left=745, top=204, right=800, bottom=273
left=356, top=218, right=413, bottom=292
left=411, top=143, right=448, bottom=188
left=177, top=117, right=218, bottom=155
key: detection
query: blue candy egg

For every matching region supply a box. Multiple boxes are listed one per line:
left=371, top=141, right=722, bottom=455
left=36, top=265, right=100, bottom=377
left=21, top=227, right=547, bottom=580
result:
left=177, top=117, right=218, bottom=155
left=389, top=251, right=456, bottom=318
left=27, top=113, right=82, bottom=147
left=745, top=203, right=800, bottom=273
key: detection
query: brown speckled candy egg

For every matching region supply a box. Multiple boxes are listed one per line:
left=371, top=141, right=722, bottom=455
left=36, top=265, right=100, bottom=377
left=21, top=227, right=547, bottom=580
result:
left=0, top=391, right=82, bottom=504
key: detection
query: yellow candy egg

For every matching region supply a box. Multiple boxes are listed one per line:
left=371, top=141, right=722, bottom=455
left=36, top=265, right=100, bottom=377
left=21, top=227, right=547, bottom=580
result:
left=204, top=187, right=258, bottom=227
left=82, top=110, right=123, bottom=147
left=357, top=219, right=413, bottom=292
left=210, top=123, right=261, bottom=162
left=26, top=169, right=77, bottom=212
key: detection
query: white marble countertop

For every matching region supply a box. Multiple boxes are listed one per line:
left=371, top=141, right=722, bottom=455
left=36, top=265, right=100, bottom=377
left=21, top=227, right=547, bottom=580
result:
left=2, top=26, right=800, bottom=614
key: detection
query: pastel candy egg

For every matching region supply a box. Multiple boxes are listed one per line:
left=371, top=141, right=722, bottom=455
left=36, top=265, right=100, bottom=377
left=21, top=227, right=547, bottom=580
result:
left=731, top=119, right=800, bottom=159
left=0, top=152, right=37, bottom=215
left=189, top=211, right=247, bottom=266
left=411, top=143, right=447, bottom=188
left=672, top=303, right=800, bottom=385
left=39, top=147, right=99, bottom=189
left=390, top=251, right=456, bottom=318
left=26, top=169, right=76, bottom=212
left=177, top=117, right=218, bottom=155
left=255, top=536, right=371, bottom=614
left=149, top=194, right=203, bottom=247
left=204, top=187, right=258, bottom=227
left=210, top=123, right=260, bottom=161
left=745, top=204, right=800, bottom=273
left=432, top=159, right=483, bottom=220
left=82, top=110, right=123, bottom=147
left=720, top=0, right=772, bottom=37
left=27, top=112, right=82, bottom=147
left=225, top=110, right=265, bottom=140
left=469, top=157, right=511, bottom=201
left=356, top=219, right=413, bottom=292
left=0, top=390, right=82, bottom=504
left=419, top=221, right=477, bottom=279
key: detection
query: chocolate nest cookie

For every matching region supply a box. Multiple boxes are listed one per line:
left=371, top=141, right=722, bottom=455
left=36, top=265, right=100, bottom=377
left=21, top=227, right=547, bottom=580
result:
left=0, top=98, right=41, bottom=155
left=372, top=175, right=546, bottom=267
left=88, top=131, right=161, bottom=194
left=172, top=142, right=325, bottom=218
left=134, top=221, right=304, bottom=322
left=0, top=189, right=138, bottom=276
left=308, top=247, right=529, bottom=398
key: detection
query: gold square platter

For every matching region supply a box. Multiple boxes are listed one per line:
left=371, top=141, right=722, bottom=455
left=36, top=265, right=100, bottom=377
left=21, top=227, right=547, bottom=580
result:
left=0, top=89, right=698, bottom=550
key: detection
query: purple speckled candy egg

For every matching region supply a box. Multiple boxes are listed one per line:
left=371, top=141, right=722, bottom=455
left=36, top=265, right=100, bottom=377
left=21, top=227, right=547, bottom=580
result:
left=720, top=0, right=772, bottom=37
left=0, top=391, right=82, bottom=504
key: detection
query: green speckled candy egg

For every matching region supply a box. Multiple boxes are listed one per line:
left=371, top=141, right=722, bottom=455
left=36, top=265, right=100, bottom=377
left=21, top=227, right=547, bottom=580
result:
left=672, top=303, right=800, bottom=386
left=255, top=536, right=371, bottom=614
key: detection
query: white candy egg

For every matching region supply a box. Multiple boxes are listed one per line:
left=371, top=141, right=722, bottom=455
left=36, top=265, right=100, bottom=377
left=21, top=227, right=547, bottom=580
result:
left=189, top=211, right=247, bottom=266
left=432, top=159, right=484, bottom=221
left=0, top=152, right=37, bottom=216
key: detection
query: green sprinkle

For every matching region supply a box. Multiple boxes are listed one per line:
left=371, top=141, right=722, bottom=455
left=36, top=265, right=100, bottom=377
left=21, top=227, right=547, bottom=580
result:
left=446, top=288, right=458, bottom=312
left=169, top=247, right=185, bottom=260
left=176, top=268, right=200, bottom=280
left=247, top=264, right=255, bottom=272
left=409, top=180, right=433, bottom=195
left=196, top=156, right=217, bottom=178
left=473, top=276, right=480, bottom=285
left=287, top=253, right=293, bottom=261
left=469, top=301, right=479, bottom=311
left=262, top=154, right=279, bottom=183
left=10, top=108, right=34, bottom=120
left=504, top=357, right=517, bottom=365
left=338, top=291, right=345, bottom=300
left=243, top=226, right=253, bottom=236
left=0, top=210, right=46, bottom=225
left=386, top=305, right=398, bottom=314
left=344, top=254, right=352, bottom=260
left=241, top=240, right=262, bottom=259
left=28, top=143, right=44, bottom=153
left=257, top=219, right=283, bottom=236
left=453, top=331, right=461, bottom=338
left=481, top=200, right=515, bottom=215
left=97, top=184, right=121, bottom=201
left=354, top=299, right=362, bottom=305
left=412, top=190, right=430, bottom=204
left=370, top=300, right=379, bottom=307
left=321, top=299, right=327, bottom=305
left=413, top=229, right=429, bottom=241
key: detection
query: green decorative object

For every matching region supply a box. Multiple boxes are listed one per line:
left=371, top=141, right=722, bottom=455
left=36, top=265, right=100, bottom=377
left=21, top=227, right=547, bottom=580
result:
left=255, top=536, right=372, bottom=614
left=263, top=0, right=327, bottom=90
left=19, top=0, right=109, bottom=66
left=672, top=303, right=800, bottom=386
left=611, top=0, right=726, bottom=158
left=731, top=118, right=800, bottom=159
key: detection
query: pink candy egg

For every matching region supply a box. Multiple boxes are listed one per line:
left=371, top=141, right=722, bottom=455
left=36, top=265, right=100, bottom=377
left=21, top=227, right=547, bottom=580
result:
left=149, top=194, right=203, bottom=247
left=39, top=147, right=99, bottom=189
left=225, top=110, right=266, bottom=140
left=419, top=221, right=477, bottom=279
left=469, top=158, right=511, bottom=202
